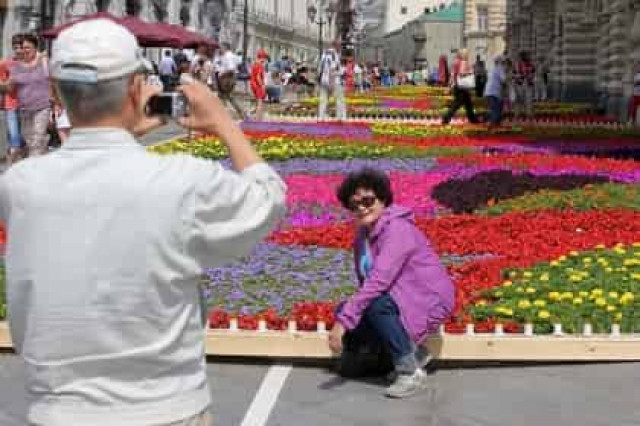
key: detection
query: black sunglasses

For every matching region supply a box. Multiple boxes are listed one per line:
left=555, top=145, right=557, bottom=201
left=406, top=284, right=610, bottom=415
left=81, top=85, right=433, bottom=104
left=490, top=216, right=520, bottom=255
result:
left=348, top=195, right=377, bottom=212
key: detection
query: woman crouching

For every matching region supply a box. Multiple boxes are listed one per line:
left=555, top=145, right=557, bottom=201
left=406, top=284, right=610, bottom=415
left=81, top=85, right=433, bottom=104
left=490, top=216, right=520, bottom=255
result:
left=329, top=168, right=454, bottom=398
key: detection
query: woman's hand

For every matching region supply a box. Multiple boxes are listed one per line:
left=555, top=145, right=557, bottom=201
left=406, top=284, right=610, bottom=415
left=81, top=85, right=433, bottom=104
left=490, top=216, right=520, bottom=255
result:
left=328, top=322, right=345, bottom=354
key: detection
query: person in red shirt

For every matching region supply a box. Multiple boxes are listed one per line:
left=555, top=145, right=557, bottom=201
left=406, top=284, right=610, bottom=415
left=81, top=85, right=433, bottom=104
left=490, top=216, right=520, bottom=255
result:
left=250, top=49, right=268, bottom=121
left=1, top=34, right=25, bottom=165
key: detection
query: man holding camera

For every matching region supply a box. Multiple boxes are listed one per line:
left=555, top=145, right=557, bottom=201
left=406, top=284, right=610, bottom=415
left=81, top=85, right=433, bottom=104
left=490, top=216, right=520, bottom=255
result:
left=0, top=19, right=286, bottom=426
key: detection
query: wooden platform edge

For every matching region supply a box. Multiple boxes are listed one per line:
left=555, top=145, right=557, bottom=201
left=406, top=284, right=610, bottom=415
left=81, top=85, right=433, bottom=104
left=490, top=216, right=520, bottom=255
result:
left=2, top=322, right=640, bottom=361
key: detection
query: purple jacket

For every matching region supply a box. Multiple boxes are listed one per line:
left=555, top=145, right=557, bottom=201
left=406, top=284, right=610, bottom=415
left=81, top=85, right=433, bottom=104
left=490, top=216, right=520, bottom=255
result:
left=336, top=205, right=455, bottom=343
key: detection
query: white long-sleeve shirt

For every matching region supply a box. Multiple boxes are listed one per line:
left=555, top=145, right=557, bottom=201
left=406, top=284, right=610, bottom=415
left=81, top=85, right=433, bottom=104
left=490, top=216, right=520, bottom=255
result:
left=0, top=128, right=286, bottom=425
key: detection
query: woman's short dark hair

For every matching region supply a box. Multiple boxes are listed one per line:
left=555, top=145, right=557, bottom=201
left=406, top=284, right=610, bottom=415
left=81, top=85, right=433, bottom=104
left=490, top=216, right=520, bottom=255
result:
left=336, top=168, right=394, bottom=209
left=22, top=34, right=39, bottom=48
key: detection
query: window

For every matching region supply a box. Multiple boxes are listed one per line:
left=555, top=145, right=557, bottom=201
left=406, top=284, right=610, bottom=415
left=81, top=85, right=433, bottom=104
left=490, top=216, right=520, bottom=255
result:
left=400, top=6, right=408, bottom=15
left=477, top=6, right=489, bottom=32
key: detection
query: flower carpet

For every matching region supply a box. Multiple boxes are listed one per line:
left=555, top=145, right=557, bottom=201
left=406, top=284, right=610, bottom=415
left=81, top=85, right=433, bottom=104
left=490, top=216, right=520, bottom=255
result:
left=148, top=97, right=640, bottom=336
left=0, top=88, right=639, bottom=344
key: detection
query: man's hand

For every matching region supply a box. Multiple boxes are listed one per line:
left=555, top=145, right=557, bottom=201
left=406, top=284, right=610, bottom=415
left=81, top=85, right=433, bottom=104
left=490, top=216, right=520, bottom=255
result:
left=132, top=79, right=166, bottom=137
left=177, top=79, right=234, bottom=135
left=328, top=322, right=345, bottom=354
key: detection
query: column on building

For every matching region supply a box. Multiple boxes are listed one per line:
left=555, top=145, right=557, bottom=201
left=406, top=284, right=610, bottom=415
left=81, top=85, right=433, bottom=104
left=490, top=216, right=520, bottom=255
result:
left=556, top=0, right=597, bottom=101
left=531, top=0, right=554, bottom=72
left=605, top=0, right=632, bottom=117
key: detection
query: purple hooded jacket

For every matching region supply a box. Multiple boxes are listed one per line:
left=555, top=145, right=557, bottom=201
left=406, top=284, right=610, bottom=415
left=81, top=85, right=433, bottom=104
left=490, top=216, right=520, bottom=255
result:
left=336, top=205, right=455, bottom=343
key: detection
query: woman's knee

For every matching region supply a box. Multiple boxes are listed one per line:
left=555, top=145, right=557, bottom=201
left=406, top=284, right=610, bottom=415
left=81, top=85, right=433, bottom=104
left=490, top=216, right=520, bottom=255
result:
left=364, top=294, right=396, bottom=318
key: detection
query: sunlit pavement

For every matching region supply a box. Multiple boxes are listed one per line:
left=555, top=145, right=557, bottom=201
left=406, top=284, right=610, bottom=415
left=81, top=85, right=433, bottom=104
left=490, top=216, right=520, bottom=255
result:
left=1, top=355, right=639, bottom=426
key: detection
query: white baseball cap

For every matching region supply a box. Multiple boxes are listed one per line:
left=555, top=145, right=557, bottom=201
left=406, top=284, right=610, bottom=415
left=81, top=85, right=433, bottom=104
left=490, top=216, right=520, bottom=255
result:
left=50, top=18, right=151, bottom=83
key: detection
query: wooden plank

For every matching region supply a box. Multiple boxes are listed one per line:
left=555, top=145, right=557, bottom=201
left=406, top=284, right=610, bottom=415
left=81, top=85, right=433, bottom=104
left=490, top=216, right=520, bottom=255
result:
left=425, top=334, right=640, bottom=361
left=2, top=321, right=640, bottom=361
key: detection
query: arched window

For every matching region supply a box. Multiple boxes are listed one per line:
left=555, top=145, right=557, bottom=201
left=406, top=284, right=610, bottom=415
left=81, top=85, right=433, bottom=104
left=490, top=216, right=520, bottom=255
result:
left=96, top=0, right=109, bottom=12
left=126, top=0, right=141, bottom=16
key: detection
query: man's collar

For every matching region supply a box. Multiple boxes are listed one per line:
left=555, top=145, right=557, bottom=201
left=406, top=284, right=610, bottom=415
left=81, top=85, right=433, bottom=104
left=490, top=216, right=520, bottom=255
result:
left=61, top=127, right=141, bottom=150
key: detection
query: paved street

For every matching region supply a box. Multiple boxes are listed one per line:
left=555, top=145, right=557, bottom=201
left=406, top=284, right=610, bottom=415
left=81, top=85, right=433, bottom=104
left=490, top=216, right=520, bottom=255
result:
left=1, top=354, right=639, bottom=426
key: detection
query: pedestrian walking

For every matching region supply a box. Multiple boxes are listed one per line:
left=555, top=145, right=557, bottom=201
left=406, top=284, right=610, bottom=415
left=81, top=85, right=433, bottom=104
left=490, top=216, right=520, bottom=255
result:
left=215, top=42, right=245, bottom=119
left=473, top=55, right=488, bottom=98
left=0, top=19, right=286, bottom=426
left=0, top=34, right=25, bottom=165
left=484, top=55, right=507, bottom=128
left=0, top=34, right=51, bottom=158
left=442, top=49, right=479, bottom=125
left=514, top=51, right=536, bottom=118
left=318, top=42, right=347, bottom=121
left=158, top=50, right=177, bottom=90
left=250, top=49, right=268, bottom=121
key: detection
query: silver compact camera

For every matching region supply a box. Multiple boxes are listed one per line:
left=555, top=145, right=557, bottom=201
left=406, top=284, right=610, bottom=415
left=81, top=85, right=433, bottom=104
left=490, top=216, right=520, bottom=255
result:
left=146, top=92, right=189, bottom=119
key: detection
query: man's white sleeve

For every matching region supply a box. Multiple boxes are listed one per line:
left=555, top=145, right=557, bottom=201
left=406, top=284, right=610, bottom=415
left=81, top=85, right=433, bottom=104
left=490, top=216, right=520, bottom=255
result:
left=186, top=162, right=287, bottom=268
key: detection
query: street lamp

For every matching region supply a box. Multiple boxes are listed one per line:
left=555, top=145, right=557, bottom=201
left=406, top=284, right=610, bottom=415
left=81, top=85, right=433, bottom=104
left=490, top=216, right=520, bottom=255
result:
left=308, top=1, right=336, bottom=62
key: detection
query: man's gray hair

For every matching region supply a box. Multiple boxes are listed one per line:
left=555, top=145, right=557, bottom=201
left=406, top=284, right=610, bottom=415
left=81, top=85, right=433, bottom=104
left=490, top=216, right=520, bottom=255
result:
left=55, top=75, right=131, bottom=124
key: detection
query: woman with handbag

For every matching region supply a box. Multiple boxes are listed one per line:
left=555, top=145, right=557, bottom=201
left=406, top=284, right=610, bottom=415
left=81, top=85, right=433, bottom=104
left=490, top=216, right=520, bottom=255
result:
left=441, top=49, right=479, bottom=125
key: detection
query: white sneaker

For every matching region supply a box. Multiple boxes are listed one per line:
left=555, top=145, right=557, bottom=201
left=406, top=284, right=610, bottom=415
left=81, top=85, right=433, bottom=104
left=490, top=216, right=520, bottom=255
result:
left=386, top=349, right=433, bottom=383
left=384, top=369, right=428, bottom=399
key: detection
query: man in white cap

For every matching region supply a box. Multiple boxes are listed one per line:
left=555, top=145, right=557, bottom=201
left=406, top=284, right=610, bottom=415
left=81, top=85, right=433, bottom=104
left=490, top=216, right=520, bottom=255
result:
left=0, top=19, right=286, bottom=426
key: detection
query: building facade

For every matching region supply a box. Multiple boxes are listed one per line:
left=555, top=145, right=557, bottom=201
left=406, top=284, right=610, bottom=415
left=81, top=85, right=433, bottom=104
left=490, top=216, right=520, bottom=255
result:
left=383, top=3, right=463, bottom=71
left=463, top=0, right=506, bottom=64
left=383, top=0, right=455, bottom=33
left=0, top=0, right=339, bottom=65
left=226, top=0, right=338, bottom=65
left=506, top=0, right=640, bottom=119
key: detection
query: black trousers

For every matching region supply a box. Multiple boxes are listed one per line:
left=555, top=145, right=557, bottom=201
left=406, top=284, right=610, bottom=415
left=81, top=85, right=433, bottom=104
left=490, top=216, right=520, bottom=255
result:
left=442, top=87, right=478, bottom=124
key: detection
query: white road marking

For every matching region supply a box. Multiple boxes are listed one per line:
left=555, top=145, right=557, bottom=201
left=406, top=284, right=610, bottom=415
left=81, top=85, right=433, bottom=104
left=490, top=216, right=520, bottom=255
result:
left=240, top=364, right=292, bottom=426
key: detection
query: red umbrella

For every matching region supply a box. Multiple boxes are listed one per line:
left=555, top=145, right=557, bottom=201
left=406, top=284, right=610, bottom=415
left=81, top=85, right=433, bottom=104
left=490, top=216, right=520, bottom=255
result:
left=154, top=23, right=217, bottom=49
left=41, top=12, right=184, bottom=48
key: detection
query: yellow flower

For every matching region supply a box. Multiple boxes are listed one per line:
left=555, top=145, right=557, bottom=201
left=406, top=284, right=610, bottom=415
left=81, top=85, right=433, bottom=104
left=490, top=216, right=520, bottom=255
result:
left=614, top=312, right=623, bottom=322
left=539, top=273, right=550, bottom=281
left=608, top=291, right=619, bottom=300
left=494, top=291, right=504, bottom=297
left=578, top=291, right=589, bottom=298
left=620, top=292, right=635, bottom=305
left=606, top=305, right=617, bottom=312
left=525, top=287, right=537, bottom=294
left=515, top=287, right=525, bottom=293
left=550, top=261, right=560, bottom=267
left=605, top=267, right=614, bottom=273
left=548, top=291, right=560, bottom=301
left=591, top=289, right=603, bottom=297
left=557, top=255, right=567, bottom=262
left=560, top=291, right=574, bottom=300
left=502, top=280, right=513, bottom=287
left=582, top=257, right=593, bottom=263
left=523, top=271, right=533, bottom=278
left=517, top=300, right=532, bottom=309
left=572, top=297, right=584, bottom=305
left=538, top=310, right=551, bottom=319
left=631, top=273, right=640, bottom=281
left=494, top=306, right=513, bottom=316
left=475, top=300, right=487, bottom=307
left=509, top=271, right=518, bottom=278
left=533, top=300, right=546, bottom=308
left=569, top=275, right=583, bottom=282
left=569, top=251, right=579, bottom=257
left=595, top=297, right=607, bottom=307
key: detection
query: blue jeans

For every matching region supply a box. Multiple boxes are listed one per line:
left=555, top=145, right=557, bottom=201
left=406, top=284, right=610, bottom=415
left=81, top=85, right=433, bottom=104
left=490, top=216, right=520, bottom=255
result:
left=487, top=95, right=503, bottom=125
left=6, top=109, right=23, bottom=147
left=339, top=294, right=416, bottom=374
